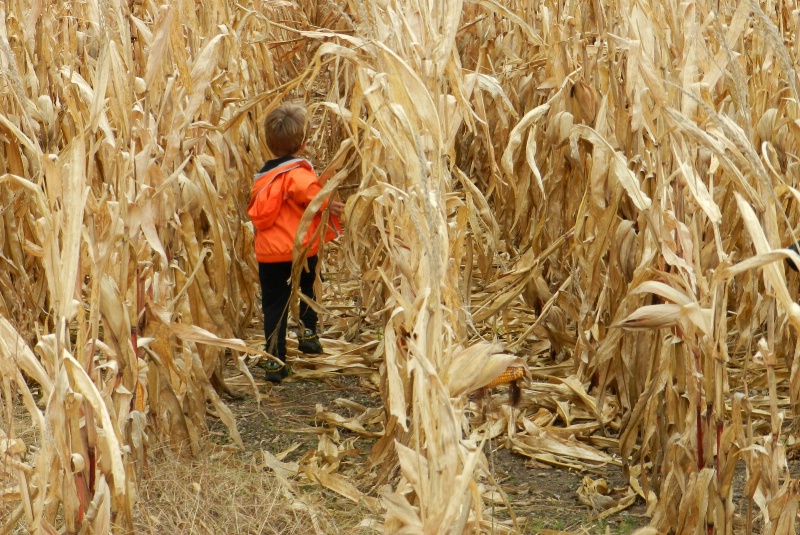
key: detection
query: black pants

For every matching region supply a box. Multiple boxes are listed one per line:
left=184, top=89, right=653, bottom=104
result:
left=259, top=256, right=318, bottom=362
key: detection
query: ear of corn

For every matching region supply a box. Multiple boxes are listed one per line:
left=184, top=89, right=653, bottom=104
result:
left=483, top=366, right=525, bottom=390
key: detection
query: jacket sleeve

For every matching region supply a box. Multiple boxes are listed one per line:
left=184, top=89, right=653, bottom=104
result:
left=286, top=168, right=326, bottom=208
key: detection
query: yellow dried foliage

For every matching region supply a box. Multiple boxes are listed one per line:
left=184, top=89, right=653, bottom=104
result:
left=2, top=0, right=800, bottom=534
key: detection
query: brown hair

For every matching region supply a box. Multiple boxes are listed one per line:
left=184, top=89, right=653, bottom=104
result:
left=264, top=102, right=307, bottom=157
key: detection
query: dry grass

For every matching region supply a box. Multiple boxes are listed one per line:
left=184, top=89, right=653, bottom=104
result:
left=1, top=441, right=369, bottom=535
left=125, top=444, right=369, bottom=535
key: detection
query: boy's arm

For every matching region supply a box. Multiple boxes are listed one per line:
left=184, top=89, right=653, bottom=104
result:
left=298, top=180, right=342, bottom=215
left=286, top=170, right=324, bottom=206
left=287, top=172, right=343, bottom=219
left=287, top=139, right=354, bottom=205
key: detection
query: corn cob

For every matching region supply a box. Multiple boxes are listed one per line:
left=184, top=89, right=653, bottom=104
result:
left=135, top=382, right=146, bottom=412
left=478, top=366, right=525, bottom=406
left=484, top=366, right=525, bottom=389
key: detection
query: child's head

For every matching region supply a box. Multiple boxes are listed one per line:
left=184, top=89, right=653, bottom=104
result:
left=265, top=102, right=307, bottom=157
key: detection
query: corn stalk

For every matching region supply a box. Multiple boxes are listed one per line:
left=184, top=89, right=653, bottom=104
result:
left=5, top=0, right=800, bottom=533
left=0, top=0, right=311, bottom=531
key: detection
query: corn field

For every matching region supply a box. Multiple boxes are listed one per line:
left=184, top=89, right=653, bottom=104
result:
left=2, top=0, right=800, bottom=533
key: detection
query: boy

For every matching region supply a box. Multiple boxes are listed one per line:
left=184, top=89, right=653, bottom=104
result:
left=248, top=102, right=344, bottom=383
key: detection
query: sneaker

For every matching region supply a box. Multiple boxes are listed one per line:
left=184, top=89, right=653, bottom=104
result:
left=263, top=360, right=290, bottom=383
left=297, top=328, right=323, bottom=354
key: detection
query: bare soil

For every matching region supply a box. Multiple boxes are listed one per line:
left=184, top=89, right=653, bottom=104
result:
left=210, top=357, right=652, bottom=535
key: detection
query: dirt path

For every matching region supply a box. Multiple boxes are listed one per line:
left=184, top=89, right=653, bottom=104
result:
left=211, top=359, right=651, bottom=535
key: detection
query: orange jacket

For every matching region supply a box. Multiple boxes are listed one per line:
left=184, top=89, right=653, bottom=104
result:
left=250, top=158, right=341, bottom=263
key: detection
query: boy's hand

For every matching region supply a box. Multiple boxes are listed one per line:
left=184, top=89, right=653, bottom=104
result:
left=329, top=200, right=345, bottom=217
